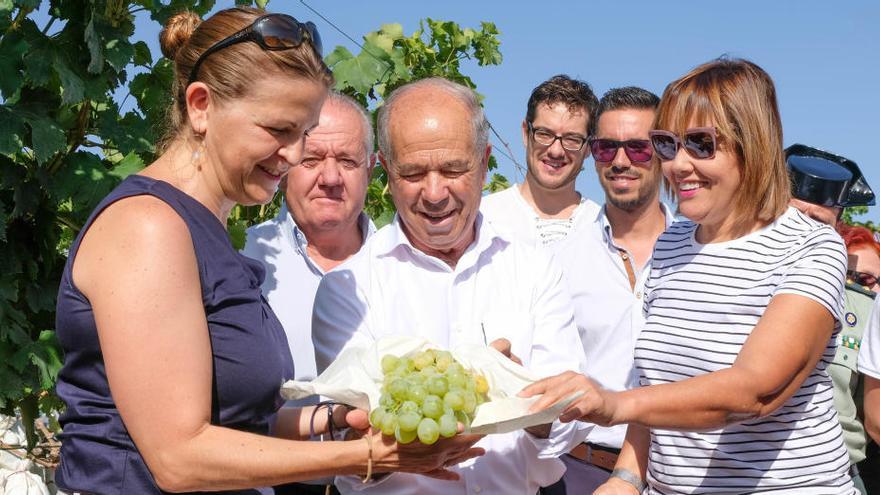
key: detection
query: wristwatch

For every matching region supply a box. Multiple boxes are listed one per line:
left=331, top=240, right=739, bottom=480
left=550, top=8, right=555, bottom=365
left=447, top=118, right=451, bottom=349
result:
left=610, top=468, right=646, bottom=493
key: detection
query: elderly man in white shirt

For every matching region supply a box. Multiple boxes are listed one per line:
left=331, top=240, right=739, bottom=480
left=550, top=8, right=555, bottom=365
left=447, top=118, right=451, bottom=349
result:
left=312, top=77, right=588, bottom=495
left=551, top=87, right=674, bottom=494
left=242, top=92, right=376, bottom=495
left=481, top=75, right=600, bottom=247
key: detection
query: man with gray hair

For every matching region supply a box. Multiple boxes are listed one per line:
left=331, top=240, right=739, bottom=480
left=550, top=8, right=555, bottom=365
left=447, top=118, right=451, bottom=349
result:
left=313, top=77, right=588, bottom=495
left=243, top=91, right=376, bottom=495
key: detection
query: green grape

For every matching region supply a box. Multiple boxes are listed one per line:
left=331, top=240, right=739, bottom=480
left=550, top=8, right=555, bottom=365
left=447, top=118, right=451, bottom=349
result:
left=455, top=410, right=472, bottom=429
left=407, top=384, right=428, bottom=404
left=435, top=351, right=454, bottom=372
left=438, top=413, right=457, bottom=438
left=443, top=390, right=464, bottom=411
left=380, top=411, right=398, bottom=436
left=398, top=410, right=422, bottom=432
left=427, top=376, right=448, bottom=396
left=446, top=362, right=464, bottom=375
left=369, top=408, right=385, bottom=428
left=413, top=351, right=433, bottom=370
left=419, top=365, right=439, bottom=378
left=462, top=390, right=477, bottom=414
left=380, top=393, right=394, bottom=408
left=381, top=354, right=400, bottom=373
left=421, top=395, right=444, bottom=419
left=395, top=425, right=417, bottom=444
left=399, top=400, right=419, bottom=413
left=417, top=417, right=440, bottom=445
left=388, top=378, right=408, bottom=401
left=446, top=372, right=467, bottom=390
left=475, top=375, right=489, bottom=394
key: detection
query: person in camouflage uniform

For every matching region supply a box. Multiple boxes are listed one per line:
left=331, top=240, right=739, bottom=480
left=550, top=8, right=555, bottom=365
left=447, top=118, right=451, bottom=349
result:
left=786, top=143, right=876, bottom=494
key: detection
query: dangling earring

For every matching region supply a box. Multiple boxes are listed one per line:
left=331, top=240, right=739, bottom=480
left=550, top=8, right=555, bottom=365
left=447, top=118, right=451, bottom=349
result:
left=191, top=137, right=206, bottom=172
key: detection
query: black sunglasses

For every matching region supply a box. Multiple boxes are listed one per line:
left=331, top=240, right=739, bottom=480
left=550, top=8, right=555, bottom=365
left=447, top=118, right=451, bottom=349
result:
left=188, top=13, right=323, bottom=85
left=589, top=138, right=653, bottom=164
left=649, top=127, right=718, bottom=161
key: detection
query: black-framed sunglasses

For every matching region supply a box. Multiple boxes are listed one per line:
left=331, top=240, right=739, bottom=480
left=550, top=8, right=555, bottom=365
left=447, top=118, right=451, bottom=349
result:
left=188, top=13, right=323, bottom=85
left=848, top=270, right=878, bottom=290
left=589, top=138, right=653, bottom=164
left=649, top=127, right=718, bottom=161
left=527, top=122, right=588, bottom=152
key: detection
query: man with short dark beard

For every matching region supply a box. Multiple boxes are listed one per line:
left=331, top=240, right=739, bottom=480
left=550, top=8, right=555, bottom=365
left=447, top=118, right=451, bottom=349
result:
left=552, top=87, right=674, bottom=494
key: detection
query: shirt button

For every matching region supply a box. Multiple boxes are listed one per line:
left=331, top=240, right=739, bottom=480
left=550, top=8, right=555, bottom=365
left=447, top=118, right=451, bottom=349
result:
left=636, top=291, right=642, bottom=299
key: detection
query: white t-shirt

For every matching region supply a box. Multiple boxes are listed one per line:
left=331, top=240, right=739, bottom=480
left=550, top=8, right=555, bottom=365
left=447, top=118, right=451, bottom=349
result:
left=636, top=207, right=855, bottom=494
left=480, top=184, right=600, bottom=247
left=857, top=294, right=880, bottom=378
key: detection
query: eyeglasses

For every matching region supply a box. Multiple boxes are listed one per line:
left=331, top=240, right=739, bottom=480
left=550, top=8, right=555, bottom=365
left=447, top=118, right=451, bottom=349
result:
left=648, top=127, right=718, bottom=161
left=848, top=270, right=878, bottom=290
left=589, top=138, right=653, bottom=164
left=527, top=122, right=588, bottom=152
left=188, top=13, right=323, bottom=85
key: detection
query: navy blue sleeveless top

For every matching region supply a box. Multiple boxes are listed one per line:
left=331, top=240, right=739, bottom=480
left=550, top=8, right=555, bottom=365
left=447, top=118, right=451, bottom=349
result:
left=55, top=175, right=294, bottom=494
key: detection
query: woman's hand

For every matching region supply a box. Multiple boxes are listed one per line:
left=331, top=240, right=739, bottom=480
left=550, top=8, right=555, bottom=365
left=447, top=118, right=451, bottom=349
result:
left=370, top=428, right=485, bottom=480
left=592, top=477, right=641, bottom=495
left=518, top=370, right=618, bottom=425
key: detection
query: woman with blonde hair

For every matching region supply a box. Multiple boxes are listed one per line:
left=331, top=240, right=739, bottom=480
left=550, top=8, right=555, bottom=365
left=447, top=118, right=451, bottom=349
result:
left=523, top=58, right=856, bottom=494
left=53, top=7, right=481, bottom=494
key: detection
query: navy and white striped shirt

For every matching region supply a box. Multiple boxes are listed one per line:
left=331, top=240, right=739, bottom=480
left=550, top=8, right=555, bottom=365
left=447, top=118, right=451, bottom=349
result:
left=636, top=207, right=856, bottom=494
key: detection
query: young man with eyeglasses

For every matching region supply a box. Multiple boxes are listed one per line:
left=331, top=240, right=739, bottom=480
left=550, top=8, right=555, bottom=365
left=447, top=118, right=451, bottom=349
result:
left=547, top=87, right=674, bottom=494
left=786, top=143, right=877, bottom=494
left=481, top=75, right=601, bottom=247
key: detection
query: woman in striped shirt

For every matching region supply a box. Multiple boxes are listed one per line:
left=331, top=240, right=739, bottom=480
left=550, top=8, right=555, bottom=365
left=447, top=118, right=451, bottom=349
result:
left=523, top=58, right=856, bottom=494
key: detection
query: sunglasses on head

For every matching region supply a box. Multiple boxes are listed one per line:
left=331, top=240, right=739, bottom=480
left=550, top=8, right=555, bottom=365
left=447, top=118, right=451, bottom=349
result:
left=188, top=13, right=323, bottom=85
left=848, top=270, right=878, bottom=290
left=589, top=138, right=653, bottom=164
left=648, top=127, right=718, bottom=161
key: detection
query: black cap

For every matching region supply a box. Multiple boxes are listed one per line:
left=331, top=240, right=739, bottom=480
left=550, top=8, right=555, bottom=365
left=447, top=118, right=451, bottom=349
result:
left=785, top=144, right=875, bottom=207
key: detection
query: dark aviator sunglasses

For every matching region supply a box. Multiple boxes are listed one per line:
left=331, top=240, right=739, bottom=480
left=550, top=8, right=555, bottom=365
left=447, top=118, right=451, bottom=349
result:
left=589, top=138, right=653, bottom=164
left=188, top=13, right=323, bottom=85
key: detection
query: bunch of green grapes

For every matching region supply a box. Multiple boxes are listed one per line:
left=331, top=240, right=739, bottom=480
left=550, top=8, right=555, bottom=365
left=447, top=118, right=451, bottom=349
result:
left=370, top=349, right=490, bottom=445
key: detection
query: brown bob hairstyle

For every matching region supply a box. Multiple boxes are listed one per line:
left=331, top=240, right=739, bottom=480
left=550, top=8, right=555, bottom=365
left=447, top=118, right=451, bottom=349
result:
left=158, top=7, right=334, bottom=151
left=655, top=57, right=790, bottom=226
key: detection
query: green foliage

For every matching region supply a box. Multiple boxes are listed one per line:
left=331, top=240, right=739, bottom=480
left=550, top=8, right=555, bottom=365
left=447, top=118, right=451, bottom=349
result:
left=841, top=206, right=877, bottom=232
left=0, top=0, right=504, bottom=456
left=327, top=18, right=504, bottom=224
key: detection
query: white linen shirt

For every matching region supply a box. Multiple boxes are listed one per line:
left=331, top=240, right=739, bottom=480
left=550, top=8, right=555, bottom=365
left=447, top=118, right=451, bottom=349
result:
left=551, top=203, right=675, bottom=449
left=857, top=294, right=880, bottom=379
left=313, top=213, right=589, bottom=495
left=480, top=184, right=600, bottom=247
left=242, top=203, right=374, bottom=383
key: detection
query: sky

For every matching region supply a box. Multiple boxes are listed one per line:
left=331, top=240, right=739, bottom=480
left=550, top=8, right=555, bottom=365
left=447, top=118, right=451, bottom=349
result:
left=118, top=1, right=880, bottom=223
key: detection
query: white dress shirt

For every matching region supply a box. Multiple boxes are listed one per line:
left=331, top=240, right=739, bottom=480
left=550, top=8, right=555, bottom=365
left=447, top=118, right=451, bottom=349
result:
left=858, top=294, right=880, bottom=379
left=313, top=213, right=589, bottom=495
left=480, top=184, right=601, bottom=247
left=551, top=203, right=675, bottom=449
left=242, top=203, right=375, bottom=383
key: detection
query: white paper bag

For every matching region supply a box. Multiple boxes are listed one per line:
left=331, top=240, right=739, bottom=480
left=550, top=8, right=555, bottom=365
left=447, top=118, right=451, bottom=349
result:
left=281, top=335, right=577, bottom=435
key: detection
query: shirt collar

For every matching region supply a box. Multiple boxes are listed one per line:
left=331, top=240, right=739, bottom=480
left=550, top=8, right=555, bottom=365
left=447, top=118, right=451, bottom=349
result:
left=376, top=212, right=508, bottom=271
left=598, top=202, right=676, bottom=249
left=278, top=202, right=374, bottom=258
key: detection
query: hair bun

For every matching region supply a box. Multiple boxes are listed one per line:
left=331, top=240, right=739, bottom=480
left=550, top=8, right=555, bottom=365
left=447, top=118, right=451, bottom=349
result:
left=160, top=11, right=202, bottom=60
